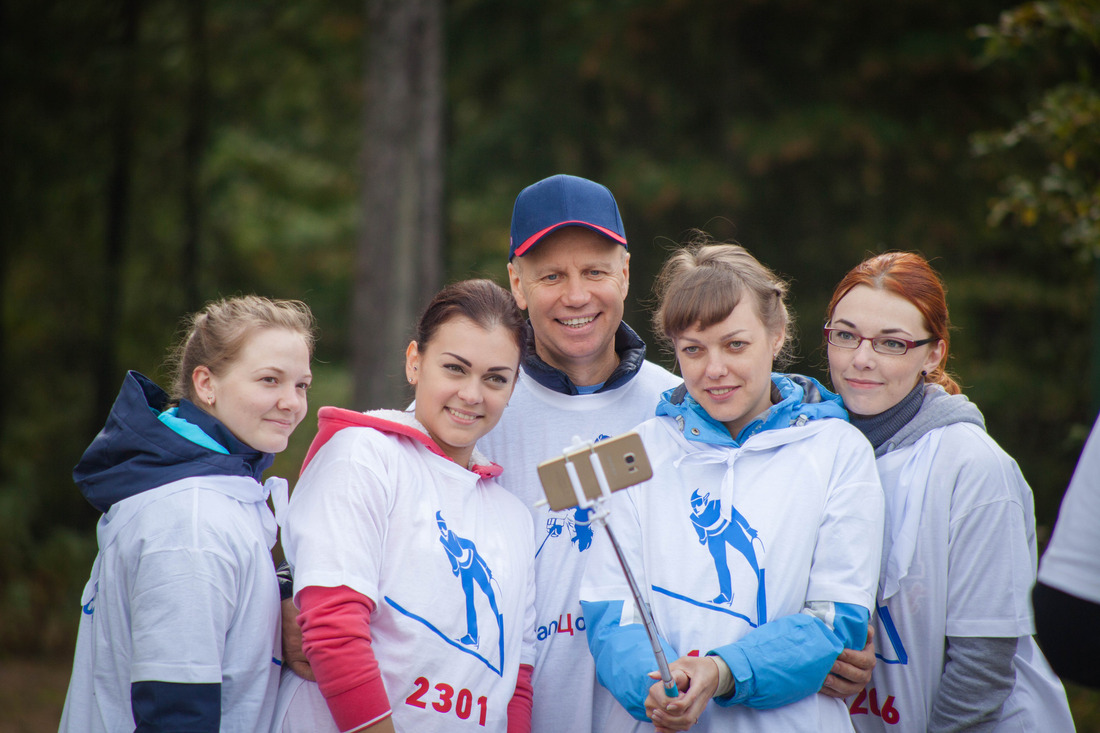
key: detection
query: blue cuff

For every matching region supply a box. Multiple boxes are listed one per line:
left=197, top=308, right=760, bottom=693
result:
left=830, top=602, right=870, bottom=651
left=132, top=680, right=221, bottom=732
left=709, top=612, right=846, bottom=709
left=581, top=599, right=678, bottom=721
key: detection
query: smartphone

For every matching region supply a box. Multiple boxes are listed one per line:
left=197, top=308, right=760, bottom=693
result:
left=537, top=432, right=653, bottom=511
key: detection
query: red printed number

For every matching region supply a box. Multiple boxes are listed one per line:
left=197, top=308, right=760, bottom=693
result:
left=849, top=688, right=900, bottom=725
left=406, top=676, right=489, bottom=726
left=456, top=688, right=473, bottom=720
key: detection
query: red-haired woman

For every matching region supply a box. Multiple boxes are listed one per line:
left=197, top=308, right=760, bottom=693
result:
left=824, top=252, right=1074, bottom=732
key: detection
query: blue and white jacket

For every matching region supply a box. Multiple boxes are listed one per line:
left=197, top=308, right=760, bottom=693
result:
left=580, top=373, right=885, bottom=732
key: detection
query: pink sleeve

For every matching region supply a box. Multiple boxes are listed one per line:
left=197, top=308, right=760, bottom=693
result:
left=297, top=585, right=392, bottom=731
left=507, top=663, right=534, bottom=733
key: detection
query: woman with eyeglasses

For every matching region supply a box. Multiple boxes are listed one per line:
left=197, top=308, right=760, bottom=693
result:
left=824, top=252, right=1074, bottom=732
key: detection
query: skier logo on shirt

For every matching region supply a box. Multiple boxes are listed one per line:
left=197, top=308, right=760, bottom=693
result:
left=536, top=507, right=596, bottom=558
left=688, top=489, right=767, bottom=626
left=382, top=512, right=508, bottom=676
left=437, top=511, right=505, bottom=659
left=534, top=434, right=609, bottom=557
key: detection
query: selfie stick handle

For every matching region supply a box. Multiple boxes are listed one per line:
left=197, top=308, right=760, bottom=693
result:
left=582, top=449, right=678, bottom=699
left=601, top=521, right=679, bottom=697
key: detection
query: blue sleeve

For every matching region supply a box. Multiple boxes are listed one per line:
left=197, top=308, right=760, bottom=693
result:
left=828, top=601, right=870, bottom=651
left=131, top=680, right=221, bottom=733
left=708, top=603, right=868, bottom=709
left=581, top=598, right=679, bottom=721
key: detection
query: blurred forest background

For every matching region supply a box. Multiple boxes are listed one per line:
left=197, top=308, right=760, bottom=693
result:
left=3, top=0, right=1099, bottom=729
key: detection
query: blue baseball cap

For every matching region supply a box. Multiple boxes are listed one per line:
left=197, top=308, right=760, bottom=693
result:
left=509, top=174, right=628, bottom=260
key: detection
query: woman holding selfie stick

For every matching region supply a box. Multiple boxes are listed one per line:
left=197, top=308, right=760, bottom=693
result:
left=272, top=279, right=537, bottom=733
left=580, top=239, right=885, bottom=732
left=823, top=252, right=1074, bottom=732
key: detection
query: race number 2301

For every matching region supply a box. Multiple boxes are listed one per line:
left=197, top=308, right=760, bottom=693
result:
left=406, top=676, right=489, bottom=726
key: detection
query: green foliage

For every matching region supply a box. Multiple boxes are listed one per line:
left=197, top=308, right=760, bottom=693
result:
left=2, top=0, right=364, bottom=661
left=0, top=477, right=97, bottom=655
left=971, top=0, right=1100, bottom=258
left=450, top=0, right=1021, bottom=294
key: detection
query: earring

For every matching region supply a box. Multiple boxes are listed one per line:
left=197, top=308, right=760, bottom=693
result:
left=921, top=370, right=928, bottom=377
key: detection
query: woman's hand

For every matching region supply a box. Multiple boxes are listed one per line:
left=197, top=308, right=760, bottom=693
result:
left=644, top=655, right=720, bottom=732
left=281, top=597, right=316, bottom=681
left=820, top=626, right=875, bottom=698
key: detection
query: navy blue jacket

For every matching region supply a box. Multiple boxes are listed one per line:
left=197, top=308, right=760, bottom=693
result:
left=520, top=320, right=649, bottom=395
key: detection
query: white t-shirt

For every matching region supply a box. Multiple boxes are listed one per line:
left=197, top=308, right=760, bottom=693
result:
left=1038, top=416, right=1100, bottom=604
left=849, top=423, right=1075, bottom=733
left=59, top=476, right=284, bottom=733
left=582, top=415, right=884, bottom=733
left=276, top=424, right=537, bottom=733
left=476, top=360, right=680, bottom=733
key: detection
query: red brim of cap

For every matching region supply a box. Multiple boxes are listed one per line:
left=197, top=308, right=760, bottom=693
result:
left=512, top=220, right=628, bottom=258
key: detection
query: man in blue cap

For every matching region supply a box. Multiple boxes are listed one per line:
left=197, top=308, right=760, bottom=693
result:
left=478, top=173, right=681, bottom=732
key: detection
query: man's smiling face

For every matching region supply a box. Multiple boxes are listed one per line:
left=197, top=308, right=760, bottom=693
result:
left=508, top=227, right=629, bottom=388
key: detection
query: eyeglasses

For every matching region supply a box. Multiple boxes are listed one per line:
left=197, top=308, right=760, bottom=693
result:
left=824, top=327, right=938, bottom=356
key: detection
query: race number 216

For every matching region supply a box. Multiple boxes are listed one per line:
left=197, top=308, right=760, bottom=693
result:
left=849, top=687, right=900, bottom=725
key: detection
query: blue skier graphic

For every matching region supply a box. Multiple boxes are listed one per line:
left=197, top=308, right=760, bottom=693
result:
left=436, top=512, right=504, bottom=659
left=534, top=434, right=610, bottom=558
left=688, top=489, right=767, bottom=625
left=535, top=506, right=597, bottom=557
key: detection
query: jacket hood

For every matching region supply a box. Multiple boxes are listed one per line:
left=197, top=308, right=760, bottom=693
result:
left=73, top=371, right=274, bottom=513
left=656, top=373, right=848, bottom=448
left=521, top=320, right=648, bottom=395
left=879, top=383, right=986, bottom=457
left=301, top=406, right=503, bottom=479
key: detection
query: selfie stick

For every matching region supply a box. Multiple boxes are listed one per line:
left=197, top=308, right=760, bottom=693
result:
left=558, top=438, right=679, bottom=699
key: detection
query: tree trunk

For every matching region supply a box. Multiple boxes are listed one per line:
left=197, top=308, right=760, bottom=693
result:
left=92, top=0, right=141, bottom=430
left=352, top=0, right=444, bottom=409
